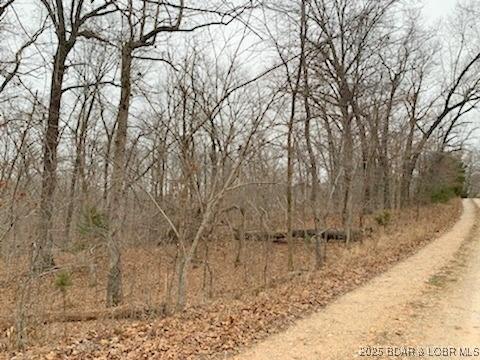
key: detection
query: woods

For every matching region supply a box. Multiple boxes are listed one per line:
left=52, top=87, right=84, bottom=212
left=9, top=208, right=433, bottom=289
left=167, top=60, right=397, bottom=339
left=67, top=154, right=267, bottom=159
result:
left=0, top=0, right=479, bottom=356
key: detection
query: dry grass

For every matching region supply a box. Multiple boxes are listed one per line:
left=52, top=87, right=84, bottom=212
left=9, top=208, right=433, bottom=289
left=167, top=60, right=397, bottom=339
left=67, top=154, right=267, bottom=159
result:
left=0, top=199, right=462, bottom=359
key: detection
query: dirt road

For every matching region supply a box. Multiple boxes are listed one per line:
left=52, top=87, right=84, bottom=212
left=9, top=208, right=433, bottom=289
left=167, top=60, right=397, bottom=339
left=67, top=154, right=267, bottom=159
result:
left=233, top=199, right=479, bottom=360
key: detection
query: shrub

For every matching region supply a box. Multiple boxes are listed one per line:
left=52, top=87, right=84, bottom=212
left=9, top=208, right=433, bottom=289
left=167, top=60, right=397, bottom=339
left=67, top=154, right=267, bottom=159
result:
left=54, top=271, right=73, bottom=293
left=430, top=187, right=457, bottom=203
left=374, top=210, right=391, bottom=227
left=54, top=271, right=73, bottom=338
left=417, top=152, right=467, bottom=204
left=78, top=206, right=108, bottom=237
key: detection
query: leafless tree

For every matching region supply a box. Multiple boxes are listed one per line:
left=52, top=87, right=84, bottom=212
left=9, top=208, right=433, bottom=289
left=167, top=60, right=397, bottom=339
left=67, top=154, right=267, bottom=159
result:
left=32, top=0, right=116, bottom=272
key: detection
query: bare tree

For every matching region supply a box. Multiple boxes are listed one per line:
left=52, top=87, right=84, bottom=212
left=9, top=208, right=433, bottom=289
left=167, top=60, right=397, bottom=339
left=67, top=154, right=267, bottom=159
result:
left=32, top=0, right=116, bottom=272
left=104, top=0, right=257, bottom=306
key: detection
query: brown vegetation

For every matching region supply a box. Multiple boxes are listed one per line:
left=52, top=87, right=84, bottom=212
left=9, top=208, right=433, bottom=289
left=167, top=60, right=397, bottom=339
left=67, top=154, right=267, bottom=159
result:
left=0, top=200, right=460, bottom=359
left=1, top=0, right=480, bottom=358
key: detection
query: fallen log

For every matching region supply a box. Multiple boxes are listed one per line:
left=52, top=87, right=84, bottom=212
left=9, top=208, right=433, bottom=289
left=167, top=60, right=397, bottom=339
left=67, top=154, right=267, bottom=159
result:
left=233, top=228, right=286, bottom=242
left=318, top=229, right=364, bottom=242
left=0, top=304, right=166, bottom=332
left=290, top=228, right=357, bottom=241
left=233, top=227, right=366, bottom=242
left=291, top=229, right=317, bottom=238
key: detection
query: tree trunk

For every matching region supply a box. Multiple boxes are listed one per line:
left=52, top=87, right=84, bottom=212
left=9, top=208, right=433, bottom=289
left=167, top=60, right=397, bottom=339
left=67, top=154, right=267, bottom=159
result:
left=400, top=117, right=416, bottom=207
left=286, top=100, right=295, bottom=272
left=106, top=45, right=133, bottom=307
left=234, top=208, right=246, bottom=267
left=300, top=0, right=322, bottom=269
left=33, top=44, right=69, bottom=273
left=401, top=160, right=415, bottom=206
left=175, top=200, right=215, bottom=311
left=341, top=119, right=353, bottom=226
left=64, top=93, right=94, bottom=244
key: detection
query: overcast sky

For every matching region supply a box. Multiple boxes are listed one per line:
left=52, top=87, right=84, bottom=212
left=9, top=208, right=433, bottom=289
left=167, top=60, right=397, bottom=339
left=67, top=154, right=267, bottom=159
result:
left=422, top=0, right=479, bottom=148
left=423, top=0, right=458, bottom=20
left=6, top=0, right=478, bottom=148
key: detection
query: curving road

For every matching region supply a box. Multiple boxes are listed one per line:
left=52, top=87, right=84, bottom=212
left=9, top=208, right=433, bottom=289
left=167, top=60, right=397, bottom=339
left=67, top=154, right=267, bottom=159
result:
left=233, top=199, right=479, bottom=360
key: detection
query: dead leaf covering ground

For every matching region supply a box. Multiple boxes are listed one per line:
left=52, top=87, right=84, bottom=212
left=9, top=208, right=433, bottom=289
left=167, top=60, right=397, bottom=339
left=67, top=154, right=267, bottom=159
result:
left=2, top=200, right=461, bottom=359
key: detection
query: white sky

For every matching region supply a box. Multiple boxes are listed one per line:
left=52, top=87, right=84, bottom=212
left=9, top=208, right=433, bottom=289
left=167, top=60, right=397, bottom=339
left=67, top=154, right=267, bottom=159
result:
left=423, top=0, right=458, bottom=21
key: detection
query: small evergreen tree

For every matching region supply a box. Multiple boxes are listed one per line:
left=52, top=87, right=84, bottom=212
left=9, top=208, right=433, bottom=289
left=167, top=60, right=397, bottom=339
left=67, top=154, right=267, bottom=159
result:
left=417, top=152, right=467, bottom=203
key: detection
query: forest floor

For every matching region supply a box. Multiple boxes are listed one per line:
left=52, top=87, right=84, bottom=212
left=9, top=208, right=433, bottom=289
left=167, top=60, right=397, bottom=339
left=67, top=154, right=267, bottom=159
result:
left=234, top=199, right=479, bottom=360
left=0, top=199, right=466, bottom=359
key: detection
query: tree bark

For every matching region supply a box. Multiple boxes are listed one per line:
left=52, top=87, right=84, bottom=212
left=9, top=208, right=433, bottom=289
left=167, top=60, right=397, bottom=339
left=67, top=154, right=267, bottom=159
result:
left=106, top=45, right=133, bottom=307
left=300, top=0, right=323, bottom=269
left=33, top=44, right=70, bottom=273
left=286, top=103, right=295, bottom=272
left=64, top=92, right=94, bottom=244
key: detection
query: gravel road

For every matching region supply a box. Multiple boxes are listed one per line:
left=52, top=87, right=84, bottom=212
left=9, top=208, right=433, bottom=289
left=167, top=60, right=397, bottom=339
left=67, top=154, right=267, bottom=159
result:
left=233, top=199, right=478, bottom=360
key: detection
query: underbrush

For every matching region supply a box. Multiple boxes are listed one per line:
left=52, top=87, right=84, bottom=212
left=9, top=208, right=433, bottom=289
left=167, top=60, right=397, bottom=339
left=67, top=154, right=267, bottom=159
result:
left=0, top=199, right=462, bottom=359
